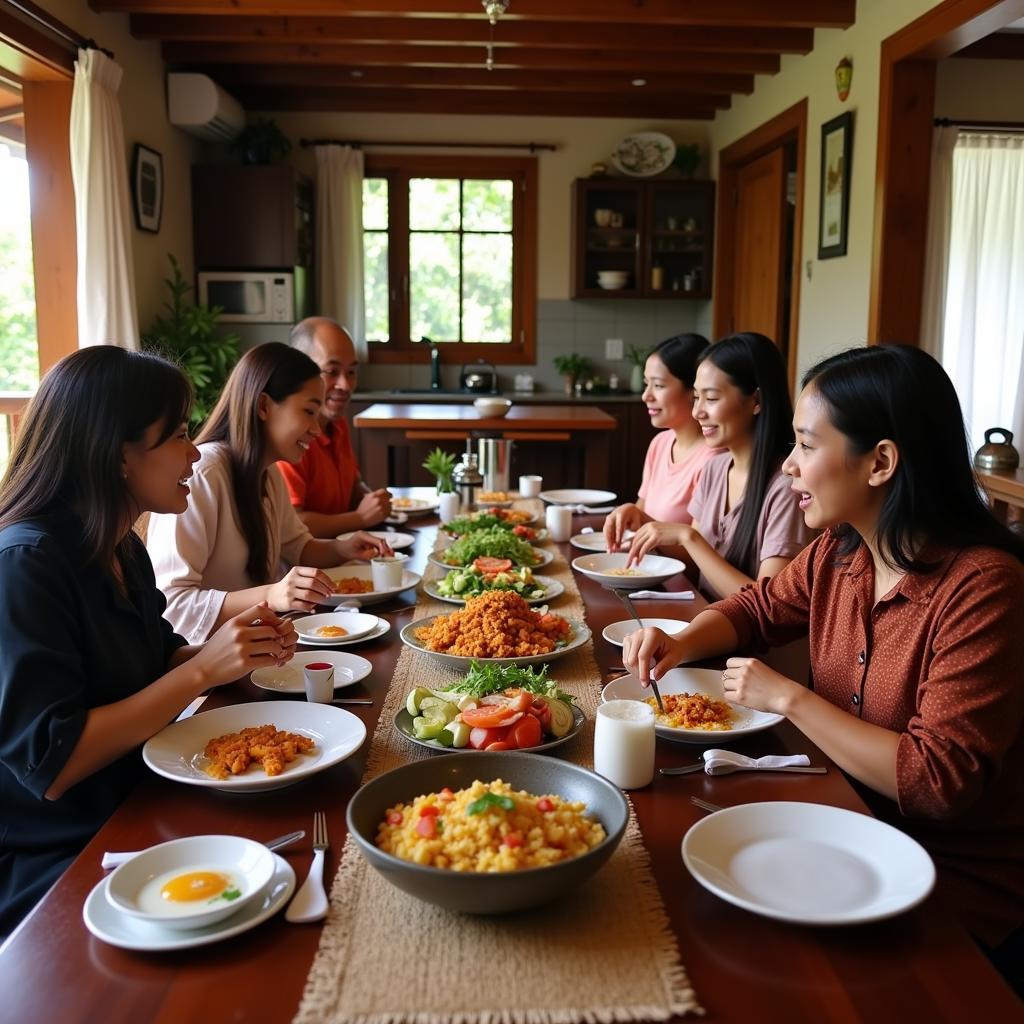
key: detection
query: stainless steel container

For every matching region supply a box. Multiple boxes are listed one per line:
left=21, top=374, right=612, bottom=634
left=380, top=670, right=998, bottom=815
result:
left=477, top=437, right=514, bottom=495
left=974, top=428, right=1020, bottom=472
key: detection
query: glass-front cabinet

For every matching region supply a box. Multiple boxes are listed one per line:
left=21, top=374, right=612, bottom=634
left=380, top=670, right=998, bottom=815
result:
left=571, top=178, right=715, bottom=300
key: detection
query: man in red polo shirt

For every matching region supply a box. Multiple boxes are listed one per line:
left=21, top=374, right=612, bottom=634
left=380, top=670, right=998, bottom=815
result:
left=278, top=317, right=392, bottom=536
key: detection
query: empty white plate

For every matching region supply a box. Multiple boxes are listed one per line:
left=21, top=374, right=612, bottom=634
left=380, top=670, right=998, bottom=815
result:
left=602, top=618, right=689, bottom=647
left=250, top=651, right=372, bottom=694
left=682, top=802, right=935, bottom=925
left=539, top=489, right=616, bottom=505
left=294, top=611, right=379, bottom=643
left=572, top=552, right=685, bottom=589
left=337, top=530, right=415, bottom=551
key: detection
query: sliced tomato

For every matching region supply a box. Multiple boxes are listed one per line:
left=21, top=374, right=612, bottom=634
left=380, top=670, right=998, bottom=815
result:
left=512, top=525, right=536, bottom=540
left=415, top=814, right=437, bottom=838
left=509, top=714, right=543, bottom=750
left=472, top=556, right=514, bottom=575
left=536, top=798, right=555, bottom=813
left=418, top=804, right=440, bottom=817
left=469, top=724, right=511, bottom=750
left=502, top=830, right=524, bottom=847
left=529, top=700, right=552, bottom=731
left=386, top=811, right=403, bottom=826
left=461, top=706, right=524, bottom=729
left=485, top=741, right=513, bottom=751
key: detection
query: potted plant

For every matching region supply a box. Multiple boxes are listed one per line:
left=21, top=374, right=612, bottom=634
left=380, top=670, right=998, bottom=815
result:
left=141, top=254, right=240, bottom=430
left=552, top=353, right=592, bottom=396
left=230, top=118, right=292, bottom=165
left=422, top=447, right=457, bottom=494
left=626, top=345, right=650, bottom=393
left=674, top=143, right=701, bottom=178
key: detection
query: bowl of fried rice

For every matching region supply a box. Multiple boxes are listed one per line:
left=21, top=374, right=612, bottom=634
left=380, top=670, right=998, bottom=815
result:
left=346, top=751, right=629, bottom=913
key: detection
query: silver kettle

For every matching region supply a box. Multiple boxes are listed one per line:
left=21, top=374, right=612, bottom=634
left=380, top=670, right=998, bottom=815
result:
left=974, top=428, right=1020, bottom=472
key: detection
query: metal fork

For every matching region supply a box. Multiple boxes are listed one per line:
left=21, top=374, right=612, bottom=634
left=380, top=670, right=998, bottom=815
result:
left=613, top=589, right=664, bottom=713
left=285, top=812, right=330, bottom=923
left=690, top=796, right=726, bottom=814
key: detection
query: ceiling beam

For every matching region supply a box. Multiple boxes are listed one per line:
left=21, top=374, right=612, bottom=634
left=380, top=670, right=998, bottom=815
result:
left=952, top=32, right=1024, bottom=58
left=0, top=103, right=24, bottom=122
left=102, top=0, right=855, bottom=29
left=132, top=14, right=813, bottom=52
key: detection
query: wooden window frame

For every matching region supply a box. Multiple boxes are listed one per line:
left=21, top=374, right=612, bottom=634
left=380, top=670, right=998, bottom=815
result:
left=362, top=153, right=537, bottom=367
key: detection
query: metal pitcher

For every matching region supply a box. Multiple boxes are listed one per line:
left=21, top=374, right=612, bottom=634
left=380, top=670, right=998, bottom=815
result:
left=477, top=437, right=514, bottom=495
left=974, top=428, right=1020, bottom=472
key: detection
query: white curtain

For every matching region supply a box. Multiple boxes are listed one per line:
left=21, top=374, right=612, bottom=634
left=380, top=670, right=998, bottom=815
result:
left=918, top=125, right=960, bottom=358
left=940, top=133, right=1024, bottom=452
left=315, top=145, right=365, bottom=359
left=69, top=48, right=139, bottom=349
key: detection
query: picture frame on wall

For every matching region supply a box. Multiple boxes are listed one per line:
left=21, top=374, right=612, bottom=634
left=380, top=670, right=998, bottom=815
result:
left=130, top=143, right=163, bottom=233
left=817, top=112, right=853, bottom=259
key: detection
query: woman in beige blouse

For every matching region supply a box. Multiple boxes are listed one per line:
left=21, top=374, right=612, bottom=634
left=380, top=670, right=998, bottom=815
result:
left=148, top=343, right=388, bottom=644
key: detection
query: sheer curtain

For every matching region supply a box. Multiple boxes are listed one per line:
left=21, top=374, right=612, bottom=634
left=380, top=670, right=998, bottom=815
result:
left=69, top=48, right=139, bottom=349
left=315, top=145, right=365, bottom=358
left=939, top=133, right=1024, bottom=452
left=919, top=125, right=960, bottom=359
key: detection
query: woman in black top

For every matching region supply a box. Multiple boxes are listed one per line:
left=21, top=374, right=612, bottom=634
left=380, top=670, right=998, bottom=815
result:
left=0, top=347, right=296, bottom=936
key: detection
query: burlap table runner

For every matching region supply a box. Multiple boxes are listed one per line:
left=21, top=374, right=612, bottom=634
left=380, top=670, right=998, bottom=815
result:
left=295, top=506, right=703, bottom=1024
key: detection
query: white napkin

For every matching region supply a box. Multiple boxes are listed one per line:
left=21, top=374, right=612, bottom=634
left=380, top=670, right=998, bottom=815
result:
left=703, top=749, right=810, bottom=774
left=580, top=526, right=595, bottom=534
left=628, top=590, right=695, bottom=600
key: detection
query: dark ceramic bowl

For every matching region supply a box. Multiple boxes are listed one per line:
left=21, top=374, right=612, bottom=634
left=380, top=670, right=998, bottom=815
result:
left=346, top=751, right=629, bottom=914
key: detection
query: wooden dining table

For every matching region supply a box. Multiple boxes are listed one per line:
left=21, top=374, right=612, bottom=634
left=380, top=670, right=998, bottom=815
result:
left=0, top=504, right=1019, bottom=1023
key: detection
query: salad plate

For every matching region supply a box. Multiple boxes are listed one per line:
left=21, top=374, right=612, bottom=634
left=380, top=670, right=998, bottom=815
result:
left=610, top=132, right=676, bottom=177
left=424, top=572, right=564, bottom=606
left=429, top=545, right=553, bottom=571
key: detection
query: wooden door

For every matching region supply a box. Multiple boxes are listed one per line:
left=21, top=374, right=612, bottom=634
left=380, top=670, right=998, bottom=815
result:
left=730, top=147, right=786, bottom=342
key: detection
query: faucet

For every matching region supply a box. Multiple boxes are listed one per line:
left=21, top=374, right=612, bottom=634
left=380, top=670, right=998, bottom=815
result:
left=420, top=336, right=441, bottom=389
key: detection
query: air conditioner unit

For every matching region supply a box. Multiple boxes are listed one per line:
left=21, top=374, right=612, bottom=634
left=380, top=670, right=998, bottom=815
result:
left=168, top=73, right=245, bottom=142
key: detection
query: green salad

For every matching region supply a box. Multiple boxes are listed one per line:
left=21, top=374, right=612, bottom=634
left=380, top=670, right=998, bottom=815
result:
left=442, top=512, right=514, bottom=535
left=436, top=565, right=548, bottom=601
left=441, top=527, right=539, bottom=566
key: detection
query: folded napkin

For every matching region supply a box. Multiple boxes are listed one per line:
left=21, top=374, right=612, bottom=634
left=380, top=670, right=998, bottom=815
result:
left=703, top=749, right=810, bottom=774
left=629, top=590, right=695, bottom=600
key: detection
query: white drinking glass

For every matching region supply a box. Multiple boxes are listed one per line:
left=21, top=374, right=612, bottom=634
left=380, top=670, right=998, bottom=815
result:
left=545, top=504, right=573, bottom=543
left=304, top=662, right=335, bottom=703
left=438, top=491, right=461, bottom=524
left=371, top=554, right=407, bottom=590
left=594, top=700, right=656, bottom=789
left=519, top=474, right=542, bottom=498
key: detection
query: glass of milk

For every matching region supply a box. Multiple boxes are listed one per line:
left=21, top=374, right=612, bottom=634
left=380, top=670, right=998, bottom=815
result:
left=594, top=700, right=656, bottom=789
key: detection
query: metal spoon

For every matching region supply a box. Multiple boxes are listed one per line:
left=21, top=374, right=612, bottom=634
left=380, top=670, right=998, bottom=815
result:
left=613, top=589, right=664, bottom=713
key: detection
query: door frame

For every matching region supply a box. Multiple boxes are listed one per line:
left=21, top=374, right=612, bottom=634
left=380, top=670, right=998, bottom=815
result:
left=869, top=0, right=1024, bottom=345
left=713, top=99, right=807, bottom=394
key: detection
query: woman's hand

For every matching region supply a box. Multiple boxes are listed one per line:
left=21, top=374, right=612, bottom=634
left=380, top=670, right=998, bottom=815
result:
left=721, top=657, right=800, bottom=716
left=622, top=626, right=687, bottom=686
left=191, top=603, right=297, bottom=686
left=338, top=531, right=392, bottom=561
left=603, top=504, right=647, bottom=552
left=267, top=566, right=335, bottom=612
left=626, top=522, right=692, bottom=566
left=356, top=488, right=392, bottom=526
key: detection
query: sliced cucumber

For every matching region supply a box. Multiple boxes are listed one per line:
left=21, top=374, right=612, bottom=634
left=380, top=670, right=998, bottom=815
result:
left=412, top=716, right=446, bottom=740
left=406, top=687, right=434, bottom=717
left=444, top=721, right=471, bottom=748
left=545, top=697, right=575, bottom=738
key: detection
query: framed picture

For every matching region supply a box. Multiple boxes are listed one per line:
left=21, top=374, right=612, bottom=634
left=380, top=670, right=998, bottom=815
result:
left=130, top=143, right=163, bottom=233
left=817, top=112, right=853, bottom=259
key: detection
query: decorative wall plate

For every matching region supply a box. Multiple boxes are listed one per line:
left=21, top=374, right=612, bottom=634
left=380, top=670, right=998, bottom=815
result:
left=610, top=133, right=676, bottom=177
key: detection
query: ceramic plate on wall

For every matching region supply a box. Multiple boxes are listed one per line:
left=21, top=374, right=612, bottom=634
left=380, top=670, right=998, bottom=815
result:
left=610, top=133, right=676, bottom=177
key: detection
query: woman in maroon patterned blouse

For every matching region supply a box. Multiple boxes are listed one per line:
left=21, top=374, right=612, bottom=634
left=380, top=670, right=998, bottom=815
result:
left=623, top=345, right=1024, bottom=985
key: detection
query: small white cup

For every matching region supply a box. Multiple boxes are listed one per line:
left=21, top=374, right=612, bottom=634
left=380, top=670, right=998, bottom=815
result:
left=371, top=554, right=407, bottom=590
left=438, top=491, right=461, bottom=524
left=303, top=662, right=335, bottom=703
left=519, top=474, right=542, bottom=498
left=594, top=700, right=656, bottom=789
left=545, top=504, right=573, bottom=543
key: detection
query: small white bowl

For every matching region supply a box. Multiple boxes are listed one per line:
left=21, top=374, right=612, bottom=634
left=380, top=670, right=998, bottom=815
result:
left=602, top=618, right=689, bottom=647
left=105, top=835, right=275, bottom=931
left=571, top=552, right=685, bottom=589
left=597, top=271, right=627, bottom=281
left=473, top=397, right=512, bottom=418
left=294, top=611, right=380, bottom=643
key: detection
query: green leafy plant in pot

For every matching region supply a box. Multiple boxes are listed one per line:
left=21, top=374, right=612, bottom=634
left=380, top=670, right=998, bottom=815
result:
left=141, top=254, right=240, bottom=430
left=626, top=345, right=650, bottom=393
left=423, top=447, right=457, bottom=494
left=230, top=118, right=292, bottom=165
left=553, top=353, right=592, bottom=396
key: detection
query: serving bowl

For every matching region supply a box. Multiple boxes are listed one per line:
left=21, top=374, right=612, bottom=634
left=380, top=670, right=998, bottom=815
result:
left=473, top=397, right=512, bottom=418
left=105, top=835, right=275, bottom=931
left=346, top=751, right=629, bottom=913
left=571, top=552, right=685, bottom=589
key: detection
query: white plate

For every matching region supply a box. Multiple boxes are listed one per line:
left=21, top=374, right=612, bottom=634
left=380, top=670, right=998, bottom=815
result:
left=83, top=854, right=295, bottom=951
left=293, top=611, right=380, bottom=643
left=142, top=701, right=366, bottom=792
left=610, top=132, right=676, bottom=177
left=400, top=616, right=591, bottom=669
left=338, top=529, right=415, bottom=551
left=602, top=618, right=689, bottom=647
left=601, top=667, right=783, bottom=743
left=383, top=512, right=409, bottom=525
left=321, top=564, right=421, bottom=607
left=429, top=546, right=554, bottom=571
left=539, top=489, right=617, bottom=506
left=300, top=618, right=392, bottom=647
left=570, top=530, right=634, bottom=552
left=423, top=574, right=564, bottom=607
left=682, top=802, right=935, bottom=925
left=250, top=651, right=372, bottom=694
left=389, top=496, right=437, bottom=516
left=572, top=552, right=685, bottom=589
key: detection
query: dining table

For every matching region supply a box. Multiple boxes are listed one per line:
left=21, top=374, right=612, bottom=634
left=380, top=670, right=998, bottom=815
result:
left=0, top=493, right=1018, bottom=1023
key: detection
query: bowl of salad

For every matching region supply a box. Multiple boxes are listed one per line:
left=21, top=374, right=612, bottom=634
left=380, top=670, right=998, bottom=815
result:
left=429, top=527, right=553, bottom=570
left=442, top=511, right=544, bottom=542
left=424, top=565, right=564, bottom=606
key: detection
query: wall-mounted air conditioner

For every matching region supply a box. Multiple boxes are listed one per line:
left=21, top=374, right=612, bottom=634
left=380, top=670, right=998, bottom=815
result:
left=168, top=73, right=245, bottom=142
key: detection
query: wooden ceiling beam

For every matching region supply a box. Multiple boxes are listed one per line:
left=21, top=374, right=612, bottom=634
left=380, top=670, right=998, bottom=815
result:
left=133, top=14, right=812, bottom=52
left=952, top=32, right=1024, bottom=58
left=103, top=0, right=854, bottom=30
left=231, top=84, right=721, bottom=118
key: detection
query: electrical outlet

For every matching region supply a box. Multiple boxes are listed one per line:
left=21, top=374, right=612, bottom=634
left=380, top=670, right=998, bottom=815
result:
left=605, top=337, right=624, bottom=361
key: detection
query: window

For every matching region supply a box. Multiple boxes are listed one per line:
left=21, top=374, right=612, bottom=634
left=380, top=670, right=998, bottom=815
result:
left=362, top=154, right=537, bottom=365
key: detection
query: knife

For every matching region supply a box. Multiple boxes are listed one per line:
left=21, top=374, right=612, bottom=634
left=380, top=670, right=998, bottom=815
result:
left=614, top=589, right=664, bottom=713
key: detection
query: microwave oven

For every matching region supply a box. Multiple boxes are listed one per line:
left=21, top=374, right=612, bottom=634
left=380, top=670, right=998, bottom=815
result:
left=197, top=269, right=307, bottom=323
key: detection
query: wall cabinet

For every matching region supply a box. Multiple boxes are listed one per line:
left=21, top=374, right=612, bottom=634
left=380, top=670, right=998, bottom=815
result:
left=571, top=178, right=715, bottom=300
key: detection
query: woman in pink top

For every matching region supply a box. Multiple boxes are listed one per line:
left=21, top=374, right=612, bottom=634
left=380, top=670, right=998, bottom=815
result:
left=604, top=334, right=716, bottom=552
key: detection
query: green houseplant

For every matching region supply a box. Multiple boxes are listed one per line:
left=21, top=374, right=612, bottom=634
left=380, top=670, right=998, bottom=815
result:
left=142, top=254, right=240, bottom=430
left=552, top=353, right=592, bottom=396
left=230, top=118, right=292, bottom=165
left=423, top=447, right=457, bottom=494
left=626, top=345, right=650, bottom=393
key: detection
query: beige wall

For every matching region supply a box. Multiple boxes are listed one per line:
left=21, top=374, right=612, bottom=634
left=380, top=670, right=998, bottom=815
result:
left=270, top=110, right=712, bottom=301
left=37, top=0, right=199, bottom=332
left=935, top=57, right=1024, bottom=118
left=709, top=0, right=942, bottom=378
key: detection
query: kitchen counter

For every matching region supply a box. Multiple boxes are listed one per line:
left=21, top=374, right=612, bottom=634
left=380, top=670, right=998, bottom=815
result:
left=353, top=390, right=643, bottom=404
